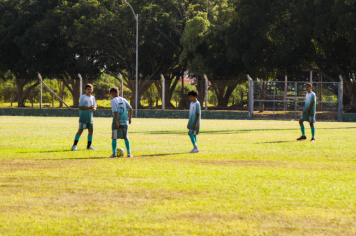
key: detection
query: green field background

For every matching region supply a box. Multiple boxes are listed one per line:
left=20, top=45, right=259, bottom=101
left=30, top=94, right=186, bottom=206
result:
left=0, top=117, right=356, bottom=235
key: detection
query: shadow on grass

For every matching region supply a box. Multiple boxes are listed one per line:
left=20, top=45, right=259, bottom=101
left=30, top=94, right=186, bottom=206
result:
left=36, top=157, right=107, bottom=161
left=133, top=127, right=356, bottom=135
left=255, top=141, right=294, bottom=144
left=138, top=152, right=186, bottom=157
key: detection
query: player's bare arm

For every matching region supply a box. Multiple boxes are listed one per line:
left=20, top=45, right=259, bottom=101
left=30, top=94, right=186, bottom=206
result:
left=114, top=112, right=120, bottom=128
left=193, top=114, right=200, bottom=129
left=306, top=102, right=315, bottom=117
left=78, top=106, right=94, bottom=111
left=128, top=108, right=133, bottom=124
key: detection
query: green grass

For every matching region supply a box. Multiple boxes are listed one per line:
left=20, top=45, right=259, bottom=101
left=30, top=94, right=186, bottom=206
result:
left=1, top=117, right=356, bottom=235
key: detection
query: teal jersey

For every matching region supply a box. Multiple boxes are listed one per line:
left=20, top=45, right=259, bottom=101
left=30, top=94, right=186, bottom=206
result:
left=303, top=91, right=316, bottom=117
left=188, top=101, right=201, bottom=132
left=79, top=94, right=96, bottom=124
left=111, top=97, right=132, bottom=129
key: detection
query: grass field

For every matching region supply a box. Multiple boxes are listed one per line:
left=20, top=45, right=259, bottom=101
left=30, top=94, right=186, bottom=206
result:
left=1, top=117, right=356, bottom=235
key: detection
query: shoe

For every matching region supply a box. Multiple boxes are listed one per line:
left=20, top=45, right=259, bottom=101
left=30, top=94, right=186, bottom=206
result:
left=71, top=145, right=77, bottom=151
left=297, top=136, right=307, bottom=141
left=127, top=154, right=134, bottom=158
left=310, top=138, right=316, bottom=142
left=109, top=154, right=117, bottom=158
left=190, top=148, right=199, bottom=153
left=87, top=146, right=97, bottom=150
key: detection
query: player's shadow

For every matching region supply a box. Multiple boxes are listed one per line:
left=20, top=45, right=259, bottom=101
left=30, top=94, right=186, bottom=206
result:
left=138, top=152, right=186, bottom=157
left=255, top=141, right=293, bottom=144
left=37, top=157, right=107, bottom=161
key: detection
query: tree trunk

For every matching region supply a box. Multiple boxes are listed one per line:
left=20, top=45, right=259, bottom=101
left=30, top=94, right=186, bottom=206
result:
left=63, top=78, right=80, bottom=108
left=210, top=80, right=239, bottom=108
left=16, top=80, right=40, bottom=107
left=196, top=76, right=206, bottom=107
left=343, top=79, right=356, bottom=112
left=155, top=75, right=180, bottom=109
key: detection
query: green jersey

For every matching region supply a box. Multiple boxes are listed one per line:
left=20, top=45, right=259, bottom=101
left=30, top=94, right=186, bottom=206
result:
left=79, top=94, right=96, bottom=124
left=303, top=91, right=316, bottom=117
left=188, top=101, right=201, bottom=134
left=111, top=97, right=132, bottom=129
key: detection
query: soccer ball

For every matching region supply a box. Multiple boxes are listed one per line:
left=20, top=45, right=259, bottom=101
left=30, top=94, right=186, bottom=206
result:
left=117, top=148, right=125, bottom=157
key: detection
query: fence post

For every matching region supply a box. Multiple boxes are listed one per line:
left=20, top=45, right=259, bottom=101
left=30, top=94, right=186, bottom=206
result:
left=38, top=73, right=42, bottom=109
left=119, top=73, right=124, bottom=97
left=78, top=74, right=83, bottom=98
left=294, top=82, right=297, bottom=120
left=204, top=74, right=209, bottom=111
left=160, top=74, right=165, bottom=111
left=247, top=75, right=253, bottom=120
left=338, top=76, right=343, bottom=122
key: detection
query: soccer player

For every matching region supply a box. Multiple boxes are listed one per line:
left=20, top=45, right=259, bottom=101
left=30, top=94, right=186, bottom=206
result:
left=109, top=87, right=133, bottom=158
left=72, top=84, right=97, bottom=151
left=297, top=83, right=316, bottom=141
left=187, top=90, right=201, bottom=153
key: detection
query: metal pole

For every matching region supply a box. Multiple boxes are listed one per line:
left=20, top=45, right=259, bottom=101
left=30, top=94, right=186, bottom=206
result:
left=310, top=70, right=313, bottom=83
left=338, top=76, right=343, bottom=122
left=273, top=83, right=276, bottom=119
left=78, top=74, right=83, bottom=98
left=247, top=75, right=253, bottom=120
left=38, top=73, right=42, bottom=109
left=160, top=74, right=165, bottom=111
left=119, top=73, right=124, bottom=97
left=204, top=74, right=209, bottom=111
left=135, top=14, right=138, bottom=118
left=294, top=82, right=297, bottom=120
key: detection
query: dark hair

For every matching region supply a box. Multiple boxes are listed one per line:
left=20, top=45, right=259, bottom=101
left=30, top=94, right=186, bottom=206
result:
left=306, top=83, right=312, bottom=87
left=188, top=90, right=199, bottom=97
left=85, top=84, right=93, bottom=90
left=110, top=87, right=119, bottom=94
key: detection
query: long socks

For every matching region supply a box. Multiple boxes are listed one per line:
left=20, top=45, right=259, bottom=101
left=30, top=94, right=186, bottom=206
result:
left=311, top=127, right=315, bottom=139
left=112, top=140, right=117, bottom=156
left=300, top=125, right=305, bottom=137
left=74, top=134, right=81, bottom=146
left=125, top=140, right=131, bottom=155
left=189, top=134, right=198, bottom=149
left=87, top=135, right=93, bottom=148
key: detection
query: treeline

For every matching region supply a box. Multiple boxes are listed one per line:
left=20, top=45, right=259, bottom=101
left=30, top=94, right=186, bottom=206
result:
left=1, top=0, right=356, bottom=110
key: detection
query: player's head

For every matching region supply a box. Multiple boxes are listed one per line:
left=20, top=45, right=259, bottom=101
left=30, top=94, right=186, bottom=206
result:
left=85, top=84, right=93, bottom=95
left=188, top=90, right=199, bottom=102
left=305, top=83, right=312, bottom=92
left=110, top=87, right=119, bottom=98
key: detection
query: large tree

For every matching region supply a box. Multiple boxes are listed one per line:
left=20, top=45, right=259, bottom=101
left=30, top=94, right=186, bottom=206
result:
left=230, top=0, right=356, bottom=110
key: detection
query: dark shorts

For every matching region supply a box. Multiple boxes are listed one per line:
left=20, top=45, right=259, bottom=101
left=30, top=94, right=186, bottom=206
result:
left=300, top=114, right=316, bottom=123
left=112, top=128, right=128, bottom=140
left=79, top=123, right=94, bottom=130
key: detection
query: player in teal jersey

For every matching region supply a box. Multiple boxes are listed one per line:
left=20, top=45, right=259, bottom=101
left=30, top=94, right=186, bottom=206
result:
left=187, top=90, right=201, bottom=153
left=71, top=84, right=97, bottom=151
left=297, top=83, right=316, bottom=141
left=109, top=87, right=133, bottom=158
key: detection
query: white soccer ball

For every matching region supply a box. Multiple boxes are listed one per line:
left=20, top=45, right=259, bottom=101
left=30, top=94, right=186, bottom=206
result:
left=117, top=148, right=125, bottom=157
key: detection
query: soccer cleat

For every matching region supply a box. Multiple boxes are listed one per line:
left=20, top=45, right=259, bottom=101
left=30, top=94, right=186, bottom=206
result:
left=190, top=148, right=199, bottom=153
left=87, top=146, right=97, bottom=150
left=297, top=136, right=307, bottom=141
left=109, top=154, right=117, bottom=158
left=310, top=138, right=316, bottom=142
left=71, top=145, right=78, bottom=151
left=127, top=154, right=134, bottom=158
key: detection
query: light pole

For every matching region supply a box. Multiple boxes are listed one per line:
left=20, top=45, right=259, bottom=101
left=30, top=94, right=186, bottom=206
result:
left=121, top=0, right=138, bottom=118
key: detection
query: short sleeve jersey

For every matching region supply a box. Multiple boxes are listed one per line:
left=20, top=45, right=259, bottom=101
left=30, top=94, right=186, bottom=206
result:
left=79, top=94, right=96, bottom=124
left=111, top=97, right=132, bottom=129
left=304, top=91, right=316, bottom=117
left=188, top=101, right=201, bottom=132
